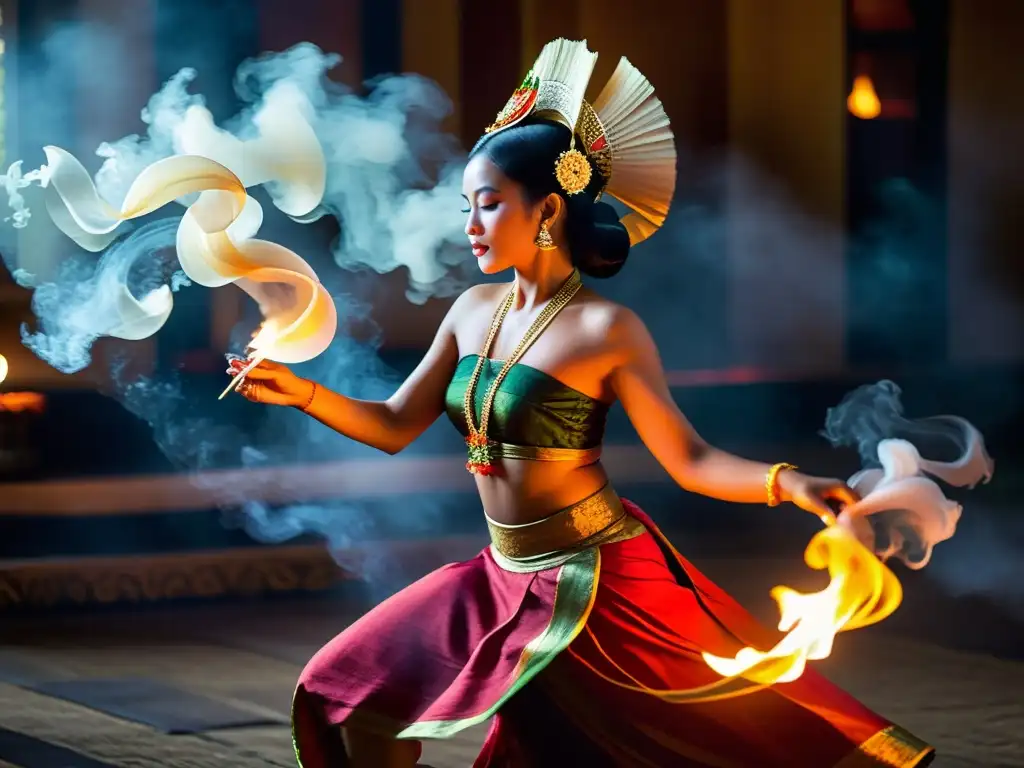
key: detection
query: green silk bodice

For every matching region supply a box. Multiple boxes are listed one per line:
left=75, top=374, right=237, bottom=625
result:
left=444, top=355, right=608, bottom=450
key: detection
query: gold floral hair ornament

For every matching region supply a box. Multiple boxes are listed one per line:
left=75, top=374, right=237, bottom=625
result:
left=554, top=147, right=592, bottom=195
left=486, top=40, right=677, bottom=243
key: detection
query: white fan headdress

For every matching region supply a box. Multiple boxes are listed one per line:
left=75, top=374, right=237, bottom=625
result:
left=485, top=39, right=677, bottom=245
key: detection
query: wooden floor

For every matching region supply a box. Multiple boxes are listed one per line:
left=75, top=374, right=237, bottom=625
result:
left=0, top=599, right=490, bottom=767
left=0, top=552, right=1021, bottom=768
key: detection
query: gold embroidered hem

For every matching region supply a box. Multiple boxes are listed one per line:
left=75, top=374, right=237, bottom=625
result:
left=834, top=725, right=935, bottom=767
left=491, top=442, right=602, bottom=464
left=486, top=484, right=645, bottom=571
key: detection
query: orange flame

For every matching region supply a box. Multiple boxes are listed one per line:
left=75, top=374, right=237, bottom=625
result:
left=848, top=75, right=882, bottom=120
left=702, top=522, right=903, bottom=685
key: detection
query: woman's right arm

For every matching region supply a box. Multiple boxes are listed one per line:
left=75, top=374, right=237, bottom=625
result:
left=238, top=288, right=476, bottom=455
left=303, top=301, right=461, bottom=454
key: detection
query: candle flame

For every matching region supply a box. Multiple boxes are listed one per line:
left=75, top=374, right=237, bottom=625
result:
left=848, top=75, right=882, bottom=120
left=0, top=354, right=7, bottom=386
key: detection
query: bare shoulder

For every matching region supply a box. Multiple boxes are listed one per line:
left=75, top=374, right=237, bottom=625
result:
left=573, top=289, right=649, bottom=347
left=445, top=282, right=509, bottom=323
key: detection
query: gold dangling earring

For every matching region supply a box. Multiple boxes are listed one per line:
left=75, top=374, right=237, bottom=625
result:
left=534, top=221, right=557, bottom=251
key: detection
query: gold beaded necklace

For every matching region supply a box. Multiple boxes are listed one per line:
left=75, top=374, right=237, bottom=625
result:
left=463, top=268, right=583, bottom=475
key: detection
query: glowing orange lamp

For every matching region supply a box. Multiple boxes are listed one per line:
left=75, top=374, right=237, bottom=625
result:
left=848, top=75, right=882, bottom=119
left=0, top=354, right=46, bottom=413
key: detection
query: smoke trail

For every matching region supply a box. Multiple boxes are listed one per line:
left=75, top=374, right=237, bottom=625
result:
left=0, top=162, right=50, bottom=230
left=3, top=40, right=472, bottom=374
left=821, top=381, right=1023, bottom=620
left=599, top=153, right=948, bottom=378
left=595, top=154, right=853, bottom=371
left=0, top=30, right=475, bottom=588
left=88, top=41, right=471, bottom=302
left=228, top=44, right=473, bottom=302
left=109, top=279, right=454, bottom=590
left=20, top=218, right=186, bottom=373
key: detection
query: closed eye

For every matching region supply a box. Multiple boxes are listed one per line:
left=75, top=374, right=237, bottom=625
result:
left=460, top=202, right=499, bottom=214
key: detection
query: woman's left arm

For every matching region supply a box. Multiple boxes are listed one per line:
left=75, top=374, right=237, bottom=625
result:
left=607, top=308, right=858, bottom=520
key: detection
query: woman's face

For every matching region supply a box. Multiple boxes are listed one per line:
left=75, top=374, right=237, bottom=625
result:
left=461, top=154, right=545, bottom=275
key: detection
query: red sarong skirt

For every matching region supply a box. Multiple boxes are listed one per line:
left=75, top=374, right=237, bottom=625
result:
left=292, top=501, right=934, bottom=767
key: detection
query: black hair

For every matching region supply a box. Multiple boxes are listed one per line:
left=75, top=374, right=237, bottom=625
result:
left=469, top=118, right=631, bottom=279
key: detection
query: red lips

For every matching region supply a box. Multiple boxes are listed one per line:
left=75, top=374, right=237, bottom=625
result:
left=471, top=243, right=489, bottom=258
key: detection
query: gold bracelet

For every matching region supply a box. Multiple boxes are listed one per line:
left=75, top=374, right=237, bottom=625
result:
left=299, top=381, right=317, bottom=412
left=765, top=462, right=797, bottom=507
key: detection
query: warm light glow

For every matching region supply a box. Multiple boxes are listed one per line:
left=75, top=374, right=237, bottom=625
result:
left=0, top=353, right=7, bottom=386
left=0, top=391, right=45, bottom=413
left=851, top=0, right=914, bottom=33
left=702, top=522, right=903, bottom=684
left=848, top=75, right=882, bottom=119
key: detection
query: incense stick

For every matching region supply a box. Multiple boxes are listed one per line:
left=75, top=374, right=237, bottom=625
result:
left=218, top=355, right=264, bottom=400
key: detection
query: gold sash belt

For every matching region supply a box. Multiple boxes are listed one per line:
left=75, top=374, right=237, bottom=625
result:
left=490, top=442, right=602, bottom=464
left=486, top=485, right=645, bottom=571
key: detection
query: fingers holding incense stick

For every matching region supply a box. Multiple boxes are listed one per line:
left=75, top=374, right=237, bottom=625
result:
left=219, top=354, right=264, bottom=400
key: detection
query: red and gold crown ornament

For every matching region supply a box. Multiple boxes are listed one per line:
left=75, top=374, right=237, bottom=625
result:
left=486, top=72, right=540, bottom=134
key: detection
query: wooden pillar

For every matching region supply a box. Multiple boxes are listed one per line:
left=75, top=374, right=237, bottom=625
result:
left=520, top=0, right=580, bottom=72
left=402, top=0, right=460, bottom=135
left=580, top=0, right=727, bottom=157
left=255, top=0, right=362, bottom=86
left=458, top=0, right=521, bottom=149
left=947, top=0, right=1024, bottom=363
left=726, top=0, right=846, bottom=372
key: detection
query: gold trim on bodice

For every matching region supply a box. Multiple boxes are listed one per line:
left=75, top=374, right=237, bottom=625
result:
left=491, top=442, right=602, bottom=464
left=486, top=485, right=644, bottom=572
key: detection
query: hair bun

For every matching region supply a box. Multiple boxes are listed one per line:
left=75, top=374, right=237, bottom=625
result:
left=567, top=199, right=631, bottom=279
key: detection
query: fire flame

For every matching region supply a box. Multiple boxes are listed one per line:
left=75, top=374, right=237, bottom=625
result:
left=848, top=75, right=882, bottom=120
left=702, top=521, right=902, bottom=685
left=0, top=353, right=7, bottom=386
left=693, top=423, right=989, bottom=693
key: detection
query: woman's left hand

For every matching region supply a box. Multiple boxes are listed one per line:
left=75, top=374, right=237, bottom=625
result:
left=780, top=471, right=860, bottom=524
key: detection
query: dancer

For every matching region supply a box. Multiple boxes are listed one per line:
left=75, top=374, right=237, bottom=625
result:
left=233, top=39, right=934, bottom=768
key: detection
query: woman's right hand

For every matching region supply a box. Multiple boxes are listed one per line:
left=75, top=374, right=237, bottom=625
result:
left=228, top=358, right=315, bottom=408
